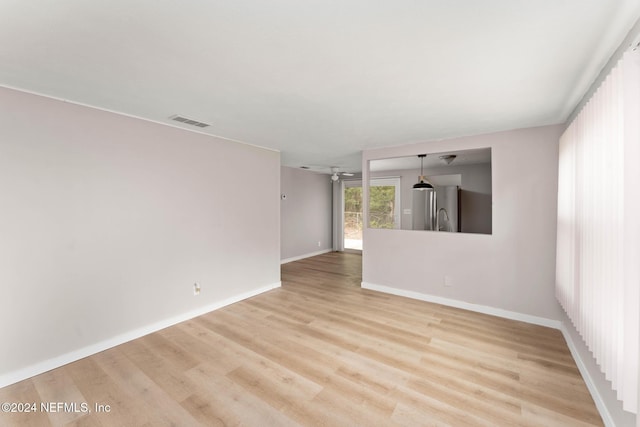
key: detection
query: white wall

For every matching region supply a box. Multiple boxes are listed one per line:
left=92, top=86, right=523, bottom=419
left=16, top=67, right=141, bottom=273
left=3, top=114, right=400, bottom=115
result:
left=0, top=87, right=281, bottom=384
left=363, top=125, right=564, bottom=321
left=281, top=166, right=333, bottom=261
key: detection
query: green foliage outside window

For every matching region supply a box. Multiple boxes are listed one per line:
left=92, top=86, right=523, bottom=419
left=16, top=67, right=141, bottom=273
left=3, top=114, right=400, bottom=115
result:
left=344, top=185, right=396, bottom=232
left=368, top=186, right=396, bottom=229
left=344, top=187, right=363, bottom=239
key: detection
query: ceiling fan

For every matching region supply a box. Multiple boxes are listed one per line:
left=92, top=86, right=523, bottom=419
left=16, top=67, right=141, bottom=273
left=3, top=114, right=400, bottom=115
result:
left=330, top=167, right=354, bottom=182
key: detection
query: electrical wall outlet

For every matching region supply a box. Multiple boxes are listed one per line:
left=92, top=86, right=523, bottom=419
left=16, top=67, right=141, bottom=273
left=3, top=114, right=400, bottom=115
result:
left=318, top=241, right=321, bottom=247
left=444, top=276, right=453, bottom=287
left=193, top=283, right=201, bottom=295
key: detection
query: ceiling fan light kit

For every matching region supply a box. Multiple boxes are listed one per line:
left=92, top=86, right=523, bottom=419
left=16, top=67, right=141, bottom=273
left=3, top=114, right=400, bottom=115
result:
left=330, top=167, right=354, bottom=182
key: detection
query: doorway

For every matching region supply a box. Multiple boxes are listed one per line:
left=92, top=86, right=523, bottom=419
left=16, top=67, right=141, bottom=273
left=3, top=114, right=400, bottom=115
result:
left=343, top=180, right=363, bottom=251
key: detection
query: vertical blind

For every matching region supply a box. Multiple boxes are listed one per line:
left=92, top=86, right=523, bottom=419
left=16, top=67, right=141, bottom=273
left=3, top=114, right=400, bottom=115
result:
left=556, top=47, right=639, bottom=413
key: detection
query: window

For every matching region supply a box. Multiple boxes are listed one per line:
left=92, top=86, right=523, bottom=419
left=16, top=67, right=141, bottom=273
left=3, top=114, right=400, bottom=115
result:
left=368, top=178, right=401, bottom=230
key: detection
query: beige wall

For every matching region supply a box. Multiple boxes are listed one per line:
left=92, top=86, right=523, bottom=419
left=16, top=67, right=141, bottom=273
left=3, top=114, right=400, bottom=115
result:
left=280, top=167, right=333, bottom=261
left=362, top=124, right=564, bottom=321
left=0, top=87, right=281, bottom=383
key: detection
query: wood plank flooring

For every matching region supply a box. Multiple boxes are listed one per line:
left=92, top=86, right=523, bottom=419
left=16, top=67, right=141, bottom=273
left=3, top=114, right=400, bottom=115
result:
left=0, top=252, right=602, bottom=426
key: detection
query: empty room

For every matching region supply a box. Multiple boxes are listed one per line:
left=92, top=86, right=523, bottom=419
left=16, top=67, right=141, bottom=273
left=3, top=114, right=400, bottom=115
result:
left=1, top=1, right=639, bottom=426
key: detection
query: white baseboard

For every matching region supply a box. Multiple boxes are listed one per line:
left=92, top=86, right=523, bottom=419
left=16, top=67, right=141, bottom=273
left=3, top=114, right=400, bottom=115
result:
left=361, top=282, right=561, bottom=329
left=0, top=281, right=281, bottom=389
left=559, top=324, right=614, bottom=427
left=360, top=281, right=618, bottom=424
left=281, top=249, right=332, bottom=264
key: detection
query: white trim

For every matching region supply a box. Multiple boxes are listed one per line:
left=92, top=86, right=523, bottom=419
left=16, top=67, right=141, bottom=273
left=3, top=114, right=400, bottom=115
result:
left=361, top=282, right=561, bottom=329
left=0, top=281, right=281, bottom=389
left=559, top=323, right=615, bottom=427
left=360, top=281, right=617, bottom=424
left=281, top=249, right=333, bottom=264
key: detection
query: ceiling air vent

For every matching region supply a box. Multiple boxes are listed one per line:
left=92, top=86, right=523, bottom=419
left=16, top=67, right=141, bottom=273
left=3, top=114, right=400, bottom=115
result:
left=169, top=115, right=210, bottom=128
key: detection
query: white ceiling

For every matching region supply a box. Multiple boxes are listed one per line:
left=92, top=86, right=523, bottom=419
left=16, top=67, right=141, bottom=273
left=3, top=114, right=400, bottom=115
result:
left=370, top=148, right=491, bottom=172
left=1, top=1, right=639, bottom=173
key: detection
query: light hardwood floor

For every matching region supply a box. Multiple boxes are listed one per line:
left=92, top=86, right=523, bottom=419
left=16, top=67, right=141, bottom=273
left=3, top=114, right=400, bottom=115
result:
left=0, top=252, right=602, bottom=426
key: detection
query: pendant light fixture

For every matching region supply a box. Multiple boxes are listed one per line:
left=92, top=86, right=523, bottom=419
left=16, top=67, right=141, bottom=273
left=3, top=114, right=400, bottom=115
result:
left=413, top=154, right=434, bottom=190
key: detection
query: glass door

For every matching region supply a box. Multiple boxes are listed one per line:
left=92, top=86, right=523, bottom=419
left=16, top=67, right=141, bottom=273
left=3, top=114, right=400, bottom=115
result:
left=343, top=180, right=363, bottom=251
